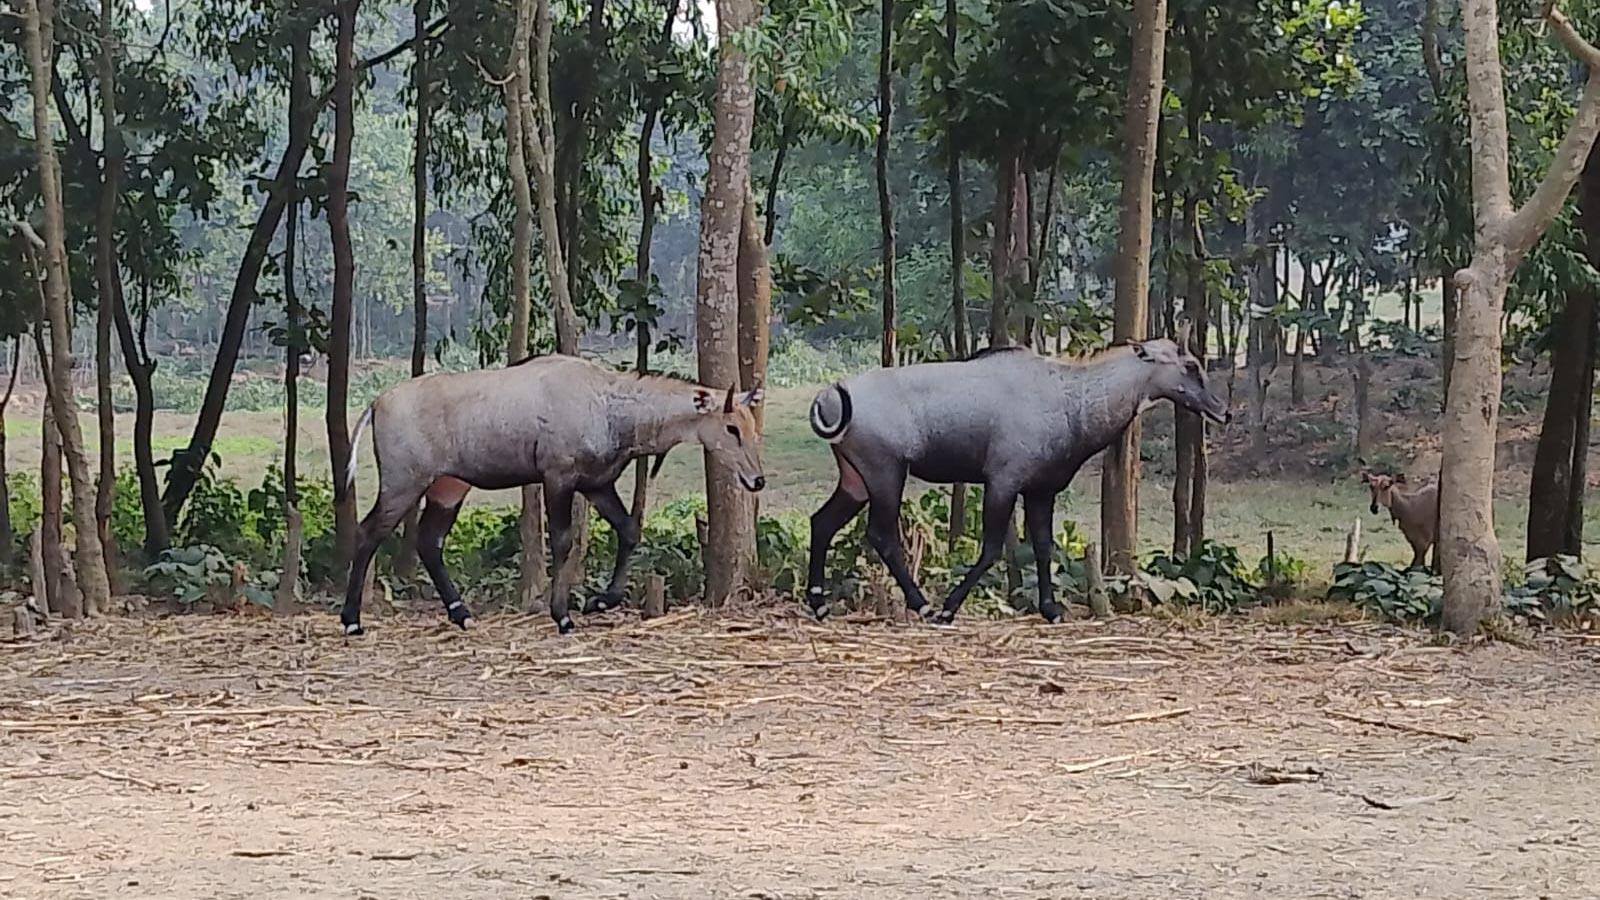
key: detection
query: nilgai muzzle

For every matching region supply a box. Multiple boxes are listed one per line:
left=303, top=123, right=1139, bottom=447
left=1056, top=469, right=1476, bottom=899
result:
left=806, top=329, right=1228, bottom=624
left=340, top=355, right=764, bottom=635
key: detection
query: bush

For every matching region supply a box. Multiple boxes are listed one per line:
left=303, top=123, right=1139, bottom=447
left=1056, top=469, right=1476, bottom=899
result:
left=1255, top=548, right=1310, bottom=591
left=1328, top=560, right=1440, bottom=623
left=1146, top=540, right=1260, bottom=613
left=144, top=544, right=275, bottom=608
left=1503, top=556, right=1600, bottom=624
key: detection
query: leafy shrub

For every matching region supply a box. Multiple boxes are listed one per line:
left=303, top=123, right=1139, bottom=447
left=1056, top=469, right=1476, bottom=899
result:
left=246, top=466, right=339, bottom=582
left=144, top=544, right=275, bottom=608
left=1503, top=556, right=1600, bottom=624
left=1255, top=549, right=1310, bottom=590
left=174, top=456, right=265, bottom=563
left=6, top=469, right=40, bottom=558
left=1328, top=560, right=1440, bottom=622
left=1104, top=568, right=1200, bottom=609
left=1146, top=540, right=1260, bottom=612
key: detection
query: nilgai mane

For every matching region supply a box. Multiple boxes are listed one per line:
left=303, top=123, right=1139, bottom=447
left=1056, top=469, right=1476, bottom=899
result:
left=806, top=329, right=1230, bottom=624
left=1359, top=464, right=1438, bottom=569
left=341, top=355, right=765, bottom=636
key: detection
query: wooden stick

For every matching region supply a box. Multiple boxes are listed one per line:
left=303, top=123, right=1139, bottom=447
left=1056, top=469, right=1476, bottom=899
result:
left=1094, top=707, right=1193, bottom=726
left=643, top=574, right=666, bottom=619
left=1084, top=541, right=1111, bottom=619
left=1325, top=709, right=1472, bottom=743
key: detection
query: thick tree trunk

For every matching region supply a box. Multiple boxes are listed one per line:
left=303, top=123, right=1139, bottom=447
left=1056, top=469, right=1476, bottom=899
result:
left=394, top=0, right=432, bottom=583
left=1102, top=0, right=1166, bottom=575
left=1173, top=192, right=1205, bottom=557
left=327, top=0, right=361, bottom=578
left=40, top=385, right=72, bottom=617
left=944, top=0, right=969, bottom=549
left=505, top=0, right=549, bottom=609
left=630, top=0, right=681, bottom=524
left=988, top=147, right=1026, bottom=347
left=699, top=0, right=760, bottom=605
left=876, top=0, right=896, bottom=367
left=23, top=0, right=111, bottom=614
left=93, top=0, right=120, bottom=583
left=1442, top=0, right=1600, bottom=635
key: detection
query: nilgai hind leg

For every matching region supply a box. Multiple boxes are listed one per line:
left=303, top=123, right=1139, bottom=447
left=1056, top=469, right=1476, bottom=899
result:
left=340, top=480, right=428, bottom=636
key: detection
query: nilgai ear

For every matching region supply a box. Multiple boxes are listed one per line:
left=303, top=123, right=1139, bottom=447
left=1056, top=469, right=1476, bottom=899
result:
left=1129, top=340, right=1152, bottom=361
left=723, top=384, right=737, bottom=414
left=739, top=381, right=765, bottom=408
left=693, top=389, right=717, bottom=414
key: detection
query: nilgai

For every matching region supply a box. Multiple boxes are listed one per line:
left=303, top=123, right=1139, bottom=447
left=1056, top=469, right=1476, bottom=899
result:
left=1359, top=466, right=1437, bottom=569
left=341, top=355, right=765, bottom=636
left=806, top=328, right=1230, bottom=624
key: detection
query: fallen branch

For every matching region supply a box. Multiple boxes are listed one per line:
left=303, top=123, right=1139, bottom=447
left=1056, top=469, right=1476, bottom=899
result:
left=1325, top=709, right=1472, bottom=743
left=1361, top=791, right=1456, bottom=810
left=1094, top=707, right=1194, bottom=727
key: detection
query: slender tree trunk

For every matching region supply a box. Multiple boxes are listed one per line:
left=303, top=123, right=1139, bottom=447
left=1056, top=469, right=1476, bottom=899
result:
left=876, top=0, right=896, bottom=368
left=278, top=197, right=304, bottom=612
left=33, top=325, right=69, bottom=617
left=0, top=340, right=17, bottom=567
left=738, top=191, right=770, bottom=427
left=326, top=0, right=361, bottom=578
left=1103, top=0, right=1166, bottom=575
left=944, top=0, right=969, bottom=549
left=506, top=0, right=549, bottom=609
left=699, top=0, right=761, bottom=605
left=763, top=111, right=796, bottom=246
left=989, top=147, right=1025, bottom=347
left=112, top=251, right=168, bottom=554
left=393, top=0, right=432, bottom=584
left=23, top=0, right=111, bottom=614
left=1442, top=0, right=1600, bottom=634
left=93, top=0, right=120, bottom=584
left=631, top=0, right=682, bottom=524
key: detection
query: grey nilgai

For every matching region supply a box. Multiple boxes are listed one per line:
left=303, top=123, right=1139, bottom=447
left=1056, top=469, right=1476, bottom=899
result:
left=806, top=329, right=1230, bottom=624
left=341, top=354, right=764, bottom=636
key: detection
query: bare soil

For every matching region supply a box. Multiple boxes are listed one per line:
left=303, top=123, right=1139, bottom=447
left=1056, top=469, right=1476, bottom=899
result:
left=4, top=608, right=1600, bottom=899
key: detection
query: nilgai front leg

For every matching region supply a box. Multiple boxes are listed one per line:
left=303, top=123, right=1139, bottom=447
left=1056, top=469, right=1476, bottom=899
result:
left=582, top=482, right=640, bottom=614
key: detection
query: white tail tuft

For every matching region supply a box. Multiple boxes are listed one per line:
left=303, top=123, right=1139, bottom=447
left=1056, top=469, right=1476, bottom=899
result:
left=808, top=384, right=853, bottom=444
left=346, top=404, right=374, bottom=490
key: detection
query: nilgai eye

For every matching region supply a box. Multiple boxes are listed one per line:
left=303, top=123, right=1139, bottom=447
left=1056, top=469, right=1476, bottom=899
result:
left=726, top=425, right=741, bottom=442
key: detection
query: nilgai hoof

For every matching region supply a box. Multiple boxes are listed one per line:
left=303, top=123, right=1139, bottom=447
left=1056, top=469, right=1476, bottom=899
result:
left=557, top=616, right=576, bottom=635
left=446, top=602, right=474, bottom=630
left=806, top=588, right=830, bottom=620
left=929, top=609, right=957, bottom=627
left=582, top=592, right=624, bottom=615
left=342, top=621, right=365, bottom=637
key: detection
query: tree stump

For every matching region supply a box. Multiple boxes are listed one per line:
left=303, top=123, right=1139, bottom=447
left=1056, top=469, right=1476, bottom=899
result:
left=643, top=574, right=666, bottom=620
left=28, top=530, right=47, bottom=620
left=11, top=605, right=34, bottom=638
left=1084, top=541, right=1111, bottom=619
left=1343, top=518, right=1362, bottom=564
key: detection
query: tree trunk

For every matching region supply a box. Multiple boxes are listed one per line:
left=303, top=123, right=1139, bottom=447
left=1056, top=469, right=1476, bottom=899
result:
left=944, top=0, right=969, bottom=549
left=989, top=147, right=1026, bottom=347
left=394, top=0, right=432, bottom=584
left=698, top=0, right=760, bottom=605
left=1291, top=259, right=1310, bottom=405
left=23, top=0, right=111, bottom=614
left=278, top=197, right=304, bottom=613
left=0, top=340, right=17, bottom=567
left=738, top=191, right=770, bottom=428
left=1442, top=0, right=1600, bottom=635
left=93, top=0, right=120, bottom=584
left=326, top=0, right=361, bottom=579
left=113, top=260, right=168, bottom=555
left=876, top=0, right=896, bottom=368
left=505, top=0, right=549, bottom=609
left=41, top=386, right=72, bottom=618
left=161, top=51, right=316, bottom=527
left=630, top=0, right=682, bottom=524
left=1102, top=0, right=1166, bottom=575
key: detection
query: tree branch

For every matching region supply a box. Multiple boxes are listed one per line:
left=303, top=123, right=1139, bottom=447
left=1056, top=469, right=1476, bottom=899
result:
left=313, top=13, right=454, bottom=109
left=1, top=219, right=46, bottom=249
left=1504, top=5, right=1600, bottom=266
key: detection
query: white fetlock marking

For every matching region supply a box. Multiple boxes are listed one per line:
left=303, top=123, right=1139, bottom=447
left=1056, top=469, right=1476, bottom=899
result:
left=447, top=601, right=464, bottom=612
left=808, top=586, right=825, bottom=595
left=559, top=617, right=574, bottom=631
left=343, top=623, right=362, bottom=636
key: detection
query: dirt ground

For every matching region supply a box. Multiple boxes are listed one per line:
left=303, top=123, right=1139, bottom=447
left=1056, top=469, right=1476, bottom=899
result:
left=4, top=607, right=1600, bottom=900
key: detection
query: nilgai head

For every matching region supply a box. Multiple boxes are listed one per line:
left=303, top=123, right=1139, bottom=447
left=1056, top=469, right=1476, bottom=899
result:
left=693, top=382, right=766, bottom=492
left=1129, top=323, right=1230, bottom=425
left=1358, top=461, right=1404, bottom=515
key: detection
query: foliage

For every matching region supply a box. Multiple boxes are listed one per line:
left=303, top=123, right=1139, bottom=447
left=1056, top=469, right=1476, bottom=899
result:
left=143, top=544, right=275, bottom=608
left=1255, top=548, right=1310, bottom=589
left=1503, top=556, right=1600, bottom=624
left=1329, top=560, right=1442, bottom=623
left=1146, top=540, right=1261, bottom=613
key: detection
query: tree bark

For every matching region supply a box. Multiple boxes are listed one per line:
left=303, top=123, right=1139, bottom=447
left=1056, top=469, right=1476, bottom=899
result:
left=699, top=0, right=761, bottom=605
left=22, top=0, right=112, bottom=614
left=876, top=0, right=897, bottom=367
left=506, top=0, right=549, bottom=609
left=944, top=0, right=968, bottom=549
left=1102, top=0, right=1166, bottom=575
left=738, top=190, right=770, bottom=429
left=1527, top=288, right=1595, bottom=559
left=326, top=0, right=361, bottom=579
left=988, top=147, right=1026, bottom=347
left=278, top=196, right=304, bottom=612
left=112, top=251, right=168, bottom=555
left=1442, top=0, right=1600, bottom=635
left=93, top=0, right=120, bottom=583
left=394, top=0, right=432, bottom=583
